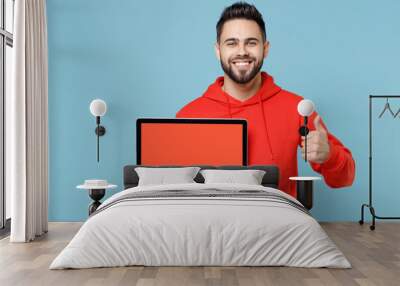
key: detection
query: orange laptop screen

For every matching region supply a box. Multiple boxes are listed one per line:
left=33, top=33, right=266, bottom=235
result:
left=137, top=119, right=247, bottom=165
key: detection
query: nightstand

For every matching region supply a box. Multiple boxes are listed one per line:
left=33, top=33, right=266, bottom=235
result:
left=289, top=176, right=321, bottom=210
left=77, top=180, right=117, bottom=215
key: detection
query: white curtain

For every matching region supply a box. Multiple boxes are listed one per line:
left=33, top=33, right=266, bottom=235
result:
left=7, top=0, right=49, bottom=242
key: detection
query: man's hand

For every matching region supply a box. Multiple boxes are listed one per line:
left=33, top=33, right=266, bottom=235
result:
left=301, top=115, right=330, bottom=164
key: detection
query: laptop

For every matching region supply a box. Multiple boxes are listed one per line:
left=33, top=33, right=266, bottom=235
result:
left=136, top=118, right=248, bottom=166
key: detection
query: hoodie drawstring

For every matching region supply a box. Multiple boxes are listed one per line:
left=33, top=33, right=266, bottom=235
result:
left=223, top=89, right=275, bottom=162
left=223, top=92, right=233, bottom=118
left=258, top=92, right=275, bottom=162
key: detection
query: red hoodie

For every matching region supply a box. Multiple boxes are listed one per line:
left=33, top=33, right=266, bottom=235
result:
left=176, top=72, right=355, bottom=198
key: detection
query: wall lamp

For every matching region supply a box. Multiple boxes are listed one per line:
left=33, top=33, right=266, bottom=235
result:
left=297, top=99, right=315, bottom=162
left=89, top=99, right=107, bottom=162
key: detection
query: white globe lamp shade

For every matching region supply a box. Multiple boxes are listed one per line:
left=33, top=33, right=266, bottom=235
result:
left=297, top=99, right=315, bottom=117
left=90, top=99, right=107, bottom=117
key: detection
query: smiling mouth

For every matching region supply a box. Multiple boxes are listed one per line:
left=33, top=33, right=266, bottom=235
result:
left=231, top=60, right=254, bottom=67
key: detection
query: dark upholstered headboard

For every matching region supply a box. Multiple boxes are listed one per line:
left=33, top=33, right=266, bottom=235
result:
left=123, top=165, right=279, bottom=190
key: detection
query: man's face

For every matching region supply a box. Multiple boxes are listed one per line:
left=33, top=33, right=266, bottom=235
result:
left=215, top=19, right=269, bottom=84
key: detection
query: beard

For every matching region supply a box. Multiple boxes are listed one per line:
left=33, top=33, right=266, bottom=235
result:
left=220, top=56, right=263, bottom=84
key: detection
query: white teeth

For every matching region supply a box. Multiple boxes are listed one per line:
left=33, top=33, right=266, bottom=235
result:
left=234, top=62, right=251, bottom=66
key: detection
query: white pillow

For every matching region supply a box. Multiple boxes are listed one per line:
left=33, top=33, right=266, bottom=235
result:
left=135, top=167, right=201, bottom=186
left=200, top=169, right=266, bottom=185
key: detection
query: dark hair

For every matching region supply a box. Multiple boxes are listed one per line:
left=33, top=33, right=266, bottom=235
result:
left=216, top=2, right=266, bottom=43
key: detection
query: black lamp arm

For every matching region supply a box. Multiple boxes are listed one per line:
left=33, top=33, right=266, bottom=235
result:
left=94, top=116, right=106, bottom=162
left=298, top=116, right=309, bottom=162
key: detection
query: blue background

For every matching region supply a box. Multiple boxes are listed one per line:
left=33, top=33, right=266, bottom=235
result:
left=47, top=0, right=400, bottom=221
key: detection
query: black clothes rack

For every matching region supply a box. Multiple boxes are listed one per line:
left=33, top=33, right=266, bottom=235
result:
left=359, top=95, right=400, bottom=230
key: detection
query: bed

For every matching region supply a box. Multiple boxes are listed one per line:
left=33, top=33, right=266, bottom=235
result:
left=50, top=165, right=350, bottom=269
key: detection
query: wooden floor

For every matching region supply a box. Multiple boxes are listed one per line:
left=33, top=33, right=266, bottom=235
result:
left=0, top=222, right=399, bottom=286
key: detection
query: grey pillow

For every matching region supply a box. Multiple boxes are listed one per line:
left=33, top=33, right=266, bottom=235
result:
left=200, top=169, right=266, bottom=185
left=135, top=167, right=201, bottom=186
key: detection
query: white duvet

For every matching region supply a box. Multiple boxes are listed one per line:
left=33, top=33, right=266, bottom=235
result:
left=50, top=183, right=351, bottom=269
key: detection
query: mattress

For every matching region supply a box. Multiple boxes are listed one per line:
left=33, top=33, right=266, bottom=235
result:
left=50, top=183, right=350, bottom=269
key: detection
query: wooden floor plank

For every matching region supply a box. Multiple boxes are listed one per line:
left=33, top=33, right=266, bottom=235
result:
left=0, top=222, right=399, bottom=286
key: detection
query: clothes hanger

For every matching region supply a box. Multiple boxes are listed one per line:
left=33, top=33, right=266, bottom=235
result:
left=394, top=106, right=400, bottom=118
left=378, top=98, right=395, bottom=118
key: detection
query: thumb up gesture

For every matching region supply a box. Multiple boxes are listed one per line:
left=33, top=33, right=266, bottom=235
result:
left=301, top=115, right=331, bottom=164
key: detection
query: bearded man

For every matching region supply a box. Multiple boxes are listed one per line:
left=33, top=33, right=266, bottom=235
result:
left=176, top=2, right=355, bottom=197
